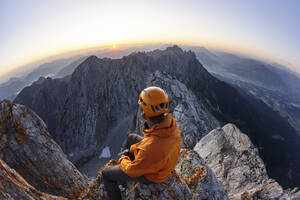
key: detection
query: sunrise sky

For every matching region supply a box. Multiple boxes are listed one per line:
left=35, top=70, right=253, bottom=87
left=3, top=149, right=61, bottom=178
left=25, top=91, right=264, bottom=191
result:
left=0, top=0, right=299, bottom=79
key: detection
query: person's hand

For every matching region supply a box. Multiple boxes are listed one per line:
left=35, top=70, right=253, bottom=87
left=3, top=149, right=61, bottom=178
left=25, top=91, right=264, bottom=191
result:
left=122, top=149, right=131, bottom=156
left=121, top=149, right=135, bottom=161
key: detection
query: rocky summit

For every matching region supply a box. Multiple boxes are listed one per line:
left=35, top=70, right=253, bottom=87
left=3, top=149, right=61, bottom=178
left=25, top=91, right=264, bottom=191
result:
left=1, top=100, right=300, bottom=199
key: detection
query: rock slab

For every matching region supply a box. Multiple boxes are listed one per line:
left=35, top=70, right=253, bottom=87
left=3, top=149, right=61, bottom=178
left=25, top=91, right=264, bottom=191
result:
left=0, top=100, right=88, bottom=198
left=0, top=159, right=65, bottom=200
left=175, top=149, right=229, bottom=200
left=194, top=123, right=300, bottom=200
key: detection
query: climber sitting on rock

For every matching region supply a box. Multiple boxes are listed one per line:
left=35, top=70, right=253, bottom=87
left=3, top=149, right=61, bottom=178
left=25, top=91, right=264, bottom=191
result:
left=102, top=86, right=181, bottom=200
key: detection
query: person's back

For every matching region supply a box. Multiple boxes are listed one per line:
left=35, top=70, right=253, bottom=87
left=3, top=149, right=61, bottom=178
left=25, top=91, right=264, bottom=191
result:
left=119, top=112, right=181, bottom=183
left=102, top=86, right=181, bottom=200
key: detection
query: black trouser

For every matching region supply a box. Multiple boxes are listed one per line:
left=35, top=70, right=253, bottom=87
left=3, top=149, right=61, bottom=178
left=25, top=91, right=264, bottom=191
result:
left=102, top=133, right=152, bottom=200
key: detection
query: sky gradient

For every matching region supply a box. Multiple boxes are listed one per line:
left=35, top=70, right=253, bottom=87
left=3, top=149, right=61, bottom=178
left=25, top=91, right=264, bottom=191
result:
left=0, top=0, right=299, bottom=78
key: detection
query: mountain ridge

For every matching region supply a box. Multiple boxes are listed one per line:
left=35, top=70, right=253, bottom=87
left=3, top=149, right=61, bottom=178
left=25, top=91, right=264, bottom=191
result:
left=14, top=46, right=300, bottom=188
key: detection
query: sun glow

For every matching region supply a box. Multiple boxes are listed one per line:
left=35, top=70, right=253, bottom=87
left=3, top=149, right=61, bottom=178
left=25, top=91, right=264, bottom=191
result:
left=112, top=44, right=118, bottom=49
left=1, top=0, right=299, bottom=80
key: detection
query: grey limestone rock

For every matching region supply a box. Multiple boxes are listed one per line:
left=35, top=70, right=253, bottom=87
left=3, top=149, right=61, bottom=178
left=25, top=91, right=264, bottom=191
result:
left=0, top=159, right=66, bottom=200
left=124, top=172, right=192, bottom=200
left=194, top=123, right=300, bottom=200
left=175, top=149, right=229, bottom=200
left=194, top=123, right=268, bottom=196
left=0, top=100, right=88, bottom=198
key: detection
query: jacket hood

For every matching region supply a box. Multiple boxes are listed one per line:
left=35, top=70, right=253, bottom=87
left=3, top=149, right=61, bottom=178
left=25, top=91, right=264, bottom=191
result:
left=143, top=113, right=176, bottom=138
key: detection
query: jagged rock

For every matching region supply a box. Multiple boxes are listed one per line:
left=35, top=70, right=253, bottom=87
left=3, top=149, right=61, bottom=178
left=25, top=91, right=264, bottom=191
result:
left=80, top=160, right=192, bottom=200
left=0, top=159, right=65, bottom=200
left=249, top=179, right=289, bottom=199
left=194, top=123, right=300, bottom=200
left=124, top=171, right=192, bottom=200
left=175, top=149, right=229, bottom=200
left=0, top=100, right=88, bottom=198
left=286, top=188, right=300, bottom=200
left=235, top=179, right=300, bottom=200
left=194, top=123, right=268, bottom=196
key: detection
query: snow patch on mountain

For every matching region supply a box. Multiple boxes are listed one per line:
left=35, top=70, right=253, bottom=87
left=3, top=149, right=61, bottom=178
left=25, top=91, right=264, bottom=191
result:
left=99, top=146, right=111, bottom=158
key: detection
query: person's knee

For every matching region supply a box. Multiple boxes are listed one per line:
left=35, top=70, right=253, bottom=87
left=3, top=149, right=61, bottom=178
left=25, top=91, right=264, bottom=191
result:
left=127, top=133, right=137, bottom=140
left=102, top=165, right=122, bottom=181
left=102, top=167, right=111, bottom=180
left=126, top=133, right=137, bottom=143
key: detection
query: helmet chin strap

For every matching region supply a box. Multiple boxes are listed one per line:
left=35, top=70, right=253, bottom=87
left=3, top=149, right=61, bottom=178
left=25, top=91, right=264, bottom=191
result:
left=143, top=119, right=159, bottom=130
left=145, top=115, right=153, bottom=129
left=142, top=111, right=159, bottom=129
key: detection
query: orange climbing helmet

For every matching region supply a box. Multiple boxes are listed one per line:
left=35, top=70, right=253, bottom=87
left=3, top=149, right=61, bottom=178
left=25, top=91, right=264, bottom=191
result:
left=138, top=86, right=170, bottom=117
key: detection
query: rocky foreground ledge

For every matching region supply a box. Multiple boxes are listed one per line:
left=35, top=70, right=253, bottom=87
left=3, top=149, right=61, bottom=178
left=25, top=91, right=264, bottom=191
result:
left=0, top=100, right=300, bottom=200
left=194, top=124, right=300, bottom=200
left=0, top=100, right=88, bottom=199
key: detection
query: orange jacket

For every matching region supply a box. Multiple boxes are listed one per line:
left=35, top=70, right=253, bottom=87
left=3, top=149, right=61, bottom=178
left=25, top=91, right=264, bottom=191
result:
left=118, top=113, right=181, bottom=183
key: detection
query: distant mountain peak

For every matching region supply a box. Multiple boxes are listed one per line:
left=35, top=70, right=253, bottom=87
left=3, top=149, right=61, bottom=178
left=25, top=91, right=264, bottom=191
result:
left=33, top=76, right=47, bottom=85
left=166, top=45, right=183, bottom=52
left=84, top=55, right=100, bottom=63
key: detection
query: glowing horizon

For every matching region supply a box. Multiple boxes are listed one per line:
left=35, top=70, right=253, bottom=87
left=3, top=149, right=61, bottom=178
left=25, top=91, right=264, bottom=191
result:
left=1, top=0, right=299, bottom=79
left=2, top=39, right=297, bottom=77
